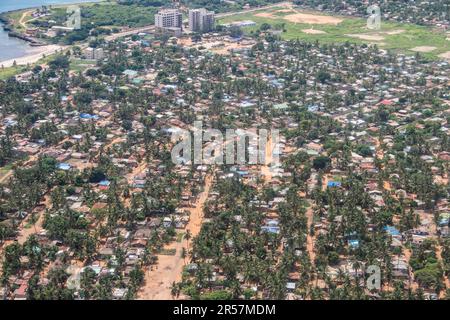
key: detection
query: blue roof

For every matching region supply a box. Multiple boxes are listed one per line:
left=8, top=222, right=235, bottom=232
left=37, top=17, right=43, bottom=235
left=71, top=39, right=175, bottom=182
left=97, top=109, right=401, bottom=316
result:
left=99, top=180, right=111, bottom=186
left=57, top=163, right=71, bottom=171
left=80, top=113, right=99, bottom=120
left=261, top=226, right=280, bottom=234
left=308, top=105, right=319, bottom=112
left=383, top=226, right=400, bottom=236
left=348, top=240, right=360, bottom=248
left=327, top=181, right=341, bottom=187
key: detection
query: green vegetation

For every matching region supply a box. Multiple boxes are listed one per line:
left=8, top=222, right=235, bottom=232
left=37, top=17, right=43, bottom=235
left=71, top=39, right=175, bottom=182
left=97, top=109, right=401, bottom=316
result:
left=218, top=6, right=450, bottom=60
left=70, top=58, right=97, bottom=73
left=294, top=0, right=450, bottom=27
left=0, top=66, right=26, bottom=81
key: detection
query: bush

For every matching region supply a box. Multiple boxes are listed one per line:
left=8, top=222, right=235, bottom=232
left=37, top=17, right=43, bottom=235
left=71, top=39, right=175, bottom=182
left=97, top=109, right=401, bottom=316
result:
left=200, top=290, right=233, bottom=300
left=313, top=156, right=331, bottom=170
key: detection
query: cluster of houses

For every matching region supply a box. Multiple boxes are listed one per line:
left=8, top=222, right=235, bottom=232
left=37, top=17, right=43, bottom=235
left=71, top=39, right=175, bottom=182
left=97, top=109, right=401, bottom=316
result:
left=1, top=18, right=450, bottom=299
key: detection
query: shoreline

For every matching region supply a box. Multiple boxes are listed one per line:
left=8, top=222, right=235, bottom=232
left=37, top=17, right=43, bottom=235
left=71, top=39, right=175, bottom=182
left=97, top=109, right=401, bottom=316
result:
left=0, top=44, right=65, bottom=68
left=0, top=0, right=104, bottom=68
left=0, top=0, right=105, bottom=16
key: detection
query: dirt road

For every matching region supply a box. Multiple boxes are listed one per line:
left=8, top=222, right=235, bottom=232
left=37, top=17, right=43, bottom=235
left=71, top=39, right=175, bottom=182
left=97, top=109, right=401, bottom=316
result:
left=138, top=174, right=213, bottom=300
left=260, top=135, right=274, bottom=181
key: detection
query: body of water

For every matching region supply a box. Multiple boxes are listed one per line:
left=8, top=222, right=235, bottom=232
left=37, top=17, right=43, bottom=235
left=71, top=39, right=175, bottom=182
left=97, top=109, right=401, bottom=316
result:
left=0, top=0, right=100, bottom=63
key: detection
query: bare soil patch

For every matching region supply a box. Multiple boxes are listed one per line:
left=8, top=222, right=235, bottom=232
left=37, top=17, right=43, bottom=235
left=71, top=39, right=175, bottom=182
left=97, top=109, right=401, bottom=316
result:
left=255, top=12, right=274, bottom=19
left=438, top=51, right=450, bottom=60
left=284, top=13, right=342, bottom=25
left=346, top=34, right=385, bottom=41
left=138, top=175, right=213, bottom=300
left=410, top=46, right=437, bottom=53
left=255, top=9, right=342, bottom=25
left=385, top=29, right=405, bottom=35
left=302, top=28, right=327, bottom=34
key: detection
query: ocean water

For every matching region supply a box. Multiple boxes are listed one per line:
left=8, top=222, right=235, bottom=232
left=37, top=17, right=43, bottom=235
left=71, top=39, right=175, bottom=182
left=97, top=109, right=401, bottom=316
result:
left=0, top=0, right=100, bottom=63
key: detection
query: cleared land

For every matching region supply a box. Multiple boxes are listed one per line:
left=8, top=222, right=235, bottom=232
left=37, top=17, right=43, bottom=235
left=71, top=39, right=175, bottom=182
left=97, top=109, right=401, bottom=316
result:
left=346, top=34, right=385, bottom=41
left=218, top=5, right=450, bottom=60
left=410, top=46, right=437, bottom=53
left=255, top=10, right=342, bottom=25
left=138, top=174, right=213, bottom=300
left=439, top=51, right=450, bottom=60
left=302, top=28, right=327, bottom=35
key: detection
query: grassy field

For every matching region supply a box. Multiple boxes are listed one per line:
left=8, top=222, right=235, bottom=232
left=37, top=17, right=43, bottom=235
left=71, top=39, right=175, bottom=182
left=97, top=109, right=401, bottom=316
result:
left=218, top=5, right=450, bottom=60
left=40, top=1, right=156, bottom=28
left=70, top=58, right=96, bottom=73
left=0, top=65, right=27, bottom=80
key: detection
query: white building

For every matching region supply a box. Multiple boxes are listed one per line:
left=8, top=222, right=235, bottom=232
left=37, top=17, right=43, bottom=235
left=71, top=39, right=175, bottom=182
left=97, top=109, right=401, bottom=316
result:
left=188, top=8, right=215, bottom=33
left=155, top=9, right=183, bottom=30
left=83, top=47, right=104, bottom=60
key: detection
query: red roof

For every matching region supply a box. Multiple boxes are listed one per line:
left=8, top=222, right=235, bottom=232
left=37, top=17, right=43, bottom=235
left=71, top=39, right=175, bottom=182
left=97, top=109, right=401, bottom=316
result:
left=380, top=99, right=393, bottom=106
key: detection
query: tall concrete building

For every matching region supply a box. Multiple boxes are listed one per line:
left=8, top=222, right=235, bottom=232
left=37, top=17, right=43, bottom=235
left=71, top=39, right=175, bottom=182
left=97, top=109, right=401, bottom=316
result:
left=155, top=9, right=183, bottom=29
left=83, top=47, right=104, bottom=60
left=189, top=8, right=215, bottom=33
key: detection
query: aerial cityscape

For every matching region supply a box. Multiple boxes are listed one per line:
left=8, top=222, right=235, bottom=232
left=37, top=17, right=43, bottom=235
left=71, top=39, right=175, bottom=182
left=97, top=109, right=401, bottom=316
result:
left=0, top=0, right=449, bottom=302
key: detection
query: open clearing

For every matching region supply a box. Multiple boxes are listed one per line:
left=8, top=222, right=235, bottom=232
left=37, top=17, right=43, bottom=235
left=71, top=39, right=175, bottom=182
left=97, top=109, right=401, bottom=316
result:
left=302, top=28, right=327, bottom=35
left=255, top=8, right=342, bottom=25
left=138, top=174, right=213, bottom=300
left=346, top=34, right=385, bottom=41
left=386, top=29, right=405, bottom=35
left=411, top=46, right=437, bottom=52
left=439, top=51, right=450, bottom=60
left=284, top=13, right=342, bottom=25
left=218, top=5, right=450, bottom=60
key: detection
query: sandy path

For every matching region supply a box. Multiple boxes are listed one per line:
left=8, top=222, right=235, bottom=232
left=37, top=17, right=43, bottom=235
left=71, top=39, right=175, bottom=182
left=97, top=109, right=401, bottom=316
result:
left=260, top=135, right=274, bottom=181
left=374, top=138, right=391, bottom=191
left=403, top=248, right=418, bottom=291
left=321, top=174, right=329, bottom=191
left=305, top=203, right=315, bottom=265
left=0, top=170, right=13, bottom=185
left=435, top=245, right=450, bottom=298
left=19, top=12, right=29, bottom=29
left=16, top=196, right=49, bottom=245
left=138, top=174, right=213, bottom=300
left=18, top=11, right=38, bottom=30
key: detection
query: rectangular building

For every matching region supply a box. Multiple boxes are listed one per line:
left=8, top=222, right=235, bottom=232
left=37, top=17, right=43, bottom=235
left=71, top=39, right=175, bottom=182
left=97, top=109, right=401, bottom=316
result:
left=155, top=9, right=183, bottom=29
left=188, top=8, right=215, bottom=33
left=83, top=47, right=104, bottom=60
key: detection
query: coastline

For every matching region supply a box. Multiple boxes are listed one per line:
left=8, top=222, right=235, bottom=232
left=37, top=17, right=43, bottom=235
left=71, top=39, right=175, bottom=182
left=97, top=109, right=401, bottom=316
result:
left=0, top=44, right=65, bottom=68
left=0, top=0, right=104, bottom=66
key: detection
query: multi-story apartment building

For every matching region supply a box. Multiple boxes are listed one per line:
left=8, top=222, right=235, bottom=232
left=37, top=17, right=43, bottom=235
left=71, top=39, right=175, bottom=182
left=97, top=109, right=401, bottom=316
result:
left=83, top=47, right=104, bottom=60
left=155, top=9, right=183, bottom=29
left=188, top=8, right=215, bottom=33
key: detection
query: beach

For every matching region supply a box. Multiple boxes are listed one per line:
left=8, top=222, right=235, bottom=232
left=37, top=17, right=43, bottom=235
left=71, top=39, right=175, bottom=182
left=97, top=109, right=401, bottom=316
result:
left=0, top=0, right=101, bottom=65
left=0, top=44, right=65, bottom=68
